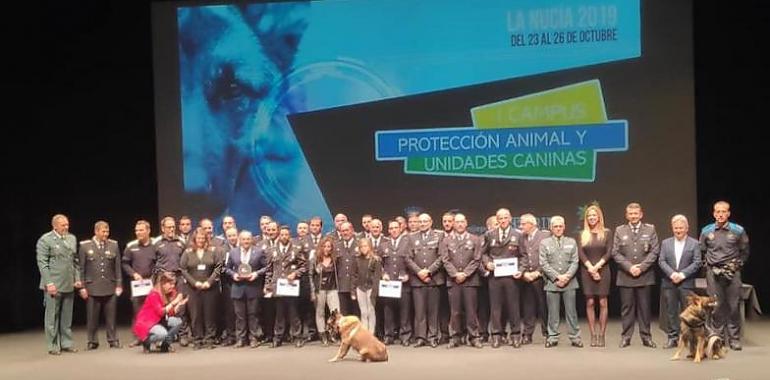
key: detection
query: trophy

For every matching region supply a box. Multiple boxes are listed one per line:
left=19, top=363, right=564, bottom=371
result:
left=238, top=263, right=253, bottom=279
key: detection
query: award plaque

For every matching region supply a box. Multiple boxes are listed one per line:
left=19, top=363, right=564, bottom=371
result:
left=238, top=263, right=252, bottom=278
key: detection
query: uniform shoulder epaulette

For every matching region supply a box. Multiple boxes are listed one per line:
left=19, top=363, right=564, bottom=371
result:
left=643, top=223, right=654, bottom=228
left=108, top=239, right=117, bottom=244
left=701, top=223, right=716, bottom=234
left=80, top=240, right=91, bottom=245
left=728, top=222, right=745, bottom=234
left=126, top=239, right=139, bottom=248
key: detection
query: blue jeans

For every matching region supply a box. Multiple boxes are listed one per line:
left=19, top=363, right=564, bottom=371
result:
left=147, top=316, right=182, bottom=344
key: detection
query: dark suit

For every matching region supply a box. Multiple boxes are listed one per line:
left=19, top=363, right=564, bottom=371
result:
left=334, top=238, right=359, bottom=316
left=520, top=229, right=551, bottom=338
left=180, top=246, right=224, bottom=346
left=226, top=246, right=267, bottom=343
left=294, top=236, right=317, bottom=339
left=406, top=230, right=445, bottom=343
left=79, top=238, right=122, bottom=346
left=440, top=232, right=482, bottom=340
left=483, top=227, right=528, bottom=339
left=658, top=236, right=701, bottom=340
left=264, top=242, right=307, bottom=342
left=612, top=223, right=660, bottom=341
left=380, top=235, right=412, bottom=342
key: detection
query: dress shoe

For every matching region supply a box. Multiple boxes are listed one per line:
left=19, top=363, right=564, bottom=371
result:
left=192, top=343, right=203, bottom=350
left=295, top=338, right=306, bottom=348
left=48, top=350, right=61, bottom=356
left=86, top=342, right=99, bottom=350
left=222, top=339, right=235, bottom=347
left=383, top=336, right=394, bottom=345
left=571, top=340, right=584, bottom=348
left=401, top=339, right=411, bottom=347
left=61, top=347, right=78, bottom=353
left=619, top=337, right=631, bottom=348
left=545, top=341, right=558, bottom=348
left=413, top=339, right=427, bottom=348
left=271, top=340, right=282, bottom=348
left=109, top=341, right=122, bottom=349
left=438, top=336, right=450, bottom=345
left=249, top=341, right=260, bottom=349
left=179, top=337, right=190, bottom=347
left=641, top=339, right=657, bottom=348
left=729, top=340, right=742, bottom=351
left=429, top=339, right=439, bottom=348
left=521, top=335, right=532, bottom=345
left=447, top=339, right=460, bottom=349
left=663, top=339, right=678, bottom=349
left=471, top=339, right=483, bottom=349
left=510, top=335, right=522, bottom=348
left=491, top=336, right=501, bottom=348
left=480, top=335, right=489, bottom=343
left=207, top=343, right=216, bottom=349
left=320, top=333, right=330, bottom=346
left=233, top=341, right=246, bottom=348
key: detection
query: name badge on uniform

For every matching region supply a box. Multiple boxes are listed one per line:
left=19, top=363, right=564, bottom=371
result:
left=276, top=279, right=300, bottom=297
left=494, top=258, right=518, bottom=277
left=379, top=280, right=402, bottom=298
left=197, top=264, right=206, bottom=270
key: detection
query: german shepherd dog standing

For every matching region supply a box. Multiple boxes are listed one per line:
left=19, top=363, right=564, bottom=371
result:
left=326, top=310, right=388, bottom=362
left=671, top=294, right=728, bottom=363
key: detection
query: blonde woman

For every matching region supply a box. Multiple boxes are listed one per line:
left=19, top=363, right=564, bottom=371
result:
left=578, top=205, right=612, bottom=347
left=351, top=238, right=382, bottom=332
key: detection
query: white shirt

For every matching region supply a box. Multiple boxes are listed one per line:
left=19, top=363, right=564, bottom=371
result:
left=674, top=238, right=686, bottom=270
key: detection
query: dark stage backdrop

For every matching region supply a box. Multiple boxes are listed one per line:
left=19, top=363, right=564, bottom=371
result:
left=3, top=1, right=768, bottom=333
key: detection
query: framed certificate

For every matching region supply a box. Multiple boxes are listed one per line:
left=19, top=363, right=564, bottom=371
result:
left=493, top=257, right=518, bottom=277
left=130, top=279, right=153, bottom=298
left=378, top=280, right=402, bottom=298
left=276, top=278, right=300, bottom=297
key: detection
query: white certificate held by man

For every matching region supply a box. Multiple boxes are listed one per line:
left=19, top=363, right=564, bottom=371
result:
left=378, top=280, right=402, bottom=299
left=493, top=257, right=518, bottom=277
left=130, top=279, right=153, bottom=298
left=276, top=278, right=300, bottom=297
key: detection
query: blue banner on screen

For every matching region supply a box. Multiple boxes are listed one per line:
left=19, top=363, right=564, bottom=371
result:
left=176, top=0, right=641, bottom=231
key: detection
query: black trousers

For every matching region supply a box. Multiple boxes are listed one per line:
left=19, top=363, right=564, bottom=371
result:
left=219, top=282, right=235, bottom=341
left=382, top=288, right=412, bottom=341
left=448, top=286, right=479, bottom=339
left=619, top=286, right=652, bottom=340
left=176, top=277, right=192, bottom=340
left=707, top=269, right=743, bottom=341
left=439, top=285, right=450, bottom=340
left=188, top=287, right=218, bottom=345
left=130, top=294, right=147, bottom=338
left=488, top=276, right=521, bottom=336
left=412, top=286, right=440, bottom=341
left=520, top=278, right=547, bottom=337
left=662, top=286, right=690, bottom=339
left=338, top=291, right=360, bottom=316
left=478, top=277, right=490, bottom=338
left=299, top=280, right=316, bottom=337
left=87, top=294, right=118, bottom=344
left=274, top=296, right=301, bottom=340
left=233, top=296, right=261, bottom=343
left=259, top=297, right=276, bottom=340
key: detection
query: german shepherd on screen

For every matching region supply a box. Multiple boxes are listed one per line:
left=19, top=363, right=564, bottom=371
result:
left=671, top=294, right=728, bottom=363
left=326, top=310, right=388, bottom=362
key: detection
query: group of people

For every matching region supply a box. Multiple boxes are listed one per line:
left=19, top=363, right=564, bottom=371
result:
left=36, top=200, right=749, bottom=355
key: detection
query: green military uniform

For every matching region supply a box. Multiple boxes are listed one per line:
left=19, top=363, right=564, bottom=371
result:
left=36, top=230, right=80, bottom=353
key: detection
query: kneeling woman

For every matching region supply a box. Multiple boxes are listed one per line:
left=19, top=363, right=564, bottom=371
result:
left=132, top=271, right=188, bottom=352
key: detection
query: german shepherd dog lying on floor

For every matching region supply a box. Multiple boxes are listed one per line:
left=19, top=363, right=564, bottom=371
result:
left=671, top=294, right=727, bottom=363
left=326, top=310, right=388, bottom=362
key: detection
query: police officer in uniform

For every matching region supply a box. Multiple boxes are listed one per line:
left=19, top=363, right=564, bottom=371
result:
left=217, top=226, right=239, bottom=346
left=294, top=220, right=318, bottom=342
left=37, top=214, right=81, bottom=355
left=380, top=220, right=412, bottom=346
left=122, top=220, right=157, bottom=347
left=78, top=220, right=123, bottom=350
left=335, top=222, right=359, bottom=316
left=700, top=200, right=750, bottom=351
left=612, top=203, right=659, bottom=348
left=406, top=213, right=445, bottom=348
left=483, top=208, right=528, bottom=348
left=264, top=225, right=307, bottom=347
left=519, top=213, right=551, bottom=344
left=440, top=214, right=483, bottom=348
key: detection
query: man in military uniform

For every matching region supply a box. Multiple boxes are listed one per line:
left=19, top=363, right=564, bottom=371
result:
left=406, top=213, right=445, bottom=348
left=154, top=216, right=189, bottom=344
left=78, top=220, right=123, bottom=350
left=335, top=222, right=359, bottom=316
left=440, top=214, right=483, bottom=349
left=122, top=220, right=157, bottom=347
left=264, top=225, right=307, bottom=347
left=519, top=213, right=551, bottom=344
left=253, top=216, right=273, bottom=243
left=381, top=220, right=412, bottom=346
left=327, top=213, right=349, bottom=241
left=308, top=216, right=324, bottom=248
left=612, top=202, right=659, bottom=348
left=358, top=214, right=373, bottom=239
left=37, top=214, right=81, bottom=355
left=218, top=226, right=239, bottom=346
left=700, top=200, right=750, bottom=351
left=294, top=220, right=317, bottom=342
left=367, top=218, right=386, bottom=339
left=483, top=208, right=528, bottom=348
left=539, top=216, right=583, bottom=348
left=178, top=215, right=193, bottom=244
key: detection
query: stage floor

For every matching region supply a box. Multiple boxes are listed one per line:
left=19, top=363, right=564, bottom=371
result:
left=2, top=319, right=768, bottom=380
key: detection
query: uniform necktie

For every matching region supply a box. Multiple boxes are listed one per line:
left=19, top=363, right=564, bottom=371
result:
left=501, top=229, right=507, bottom=241
left=98, top=241, right=105, bottom=251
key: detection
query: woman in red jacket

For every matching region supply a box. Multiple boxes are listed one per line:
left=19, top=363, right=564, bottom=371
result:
left=132, top=271, right=188, bottom=352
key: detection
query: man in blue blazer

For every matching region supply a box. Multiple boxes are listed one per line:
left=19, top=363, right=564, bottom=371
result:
left=225, top=230, right=268, bottom=348
left=658, top=214, right=702, bottom=348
